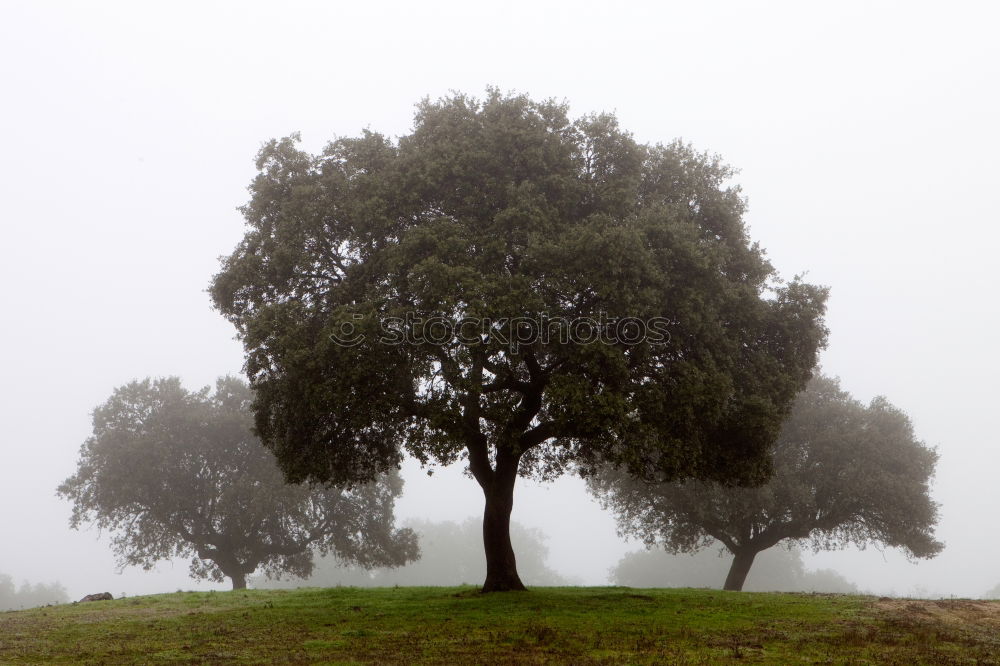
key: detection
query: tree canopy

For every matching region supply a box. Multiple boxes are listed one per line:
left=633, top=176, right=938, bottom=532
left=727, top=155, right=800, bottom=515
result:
left=58, top=377, right=417, bottom=589
left=211, top=89, right=828, bottom=591
left=589, top=374, right=943, bottom=591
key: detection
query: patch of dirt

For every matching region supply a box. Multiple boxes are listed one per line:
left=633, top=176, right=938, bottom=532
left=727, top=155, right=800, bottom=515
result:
left=873, top=598, right=1000, bottom=627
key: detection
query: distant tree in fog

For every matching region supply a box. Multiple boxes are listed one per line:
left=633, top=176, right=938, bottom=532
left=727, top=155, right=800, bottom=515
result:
left=610, top=544, right=858, bottom=593
left=983, top=582, right=1000, bottom=599
left=0, top=574, right=68, bottom=611
left=255, top=517, right=573, bottom=588
left=589, top=374, right=942, bottom=591
left=58, top=377, right=417, bottom=590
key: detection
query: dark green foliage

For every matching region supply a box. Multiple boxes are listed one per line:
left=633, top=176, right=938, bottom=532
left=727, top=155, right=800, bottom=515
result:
left=610, top=544, right=858, bottom=593
left=591, top=374, right=943, bottom=591
left=211, top=89, right=828, bottom=590
left=255, top=518, right=572, bottom=588
left=57, top=377, right=417, bottom=590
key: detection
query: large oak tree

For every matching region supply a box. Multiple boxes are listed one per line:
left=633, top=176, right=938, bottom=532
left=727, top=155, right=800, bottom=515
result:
left=589, top=374, right=943, bottom=591
left=210, top=90, right=828, bottom=591
left=58, top=377, right=417, bottom=590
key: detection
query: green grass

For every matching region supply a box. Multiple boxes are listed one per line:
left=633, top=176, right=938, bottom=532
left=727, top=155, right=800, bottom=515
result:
left=2, top=587, right=999, bottom=664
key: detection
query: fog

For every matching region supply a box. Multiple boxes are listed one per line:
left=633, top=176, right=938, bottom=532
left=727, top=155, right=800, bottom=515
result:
left=1, top=1, right=997, bottom=600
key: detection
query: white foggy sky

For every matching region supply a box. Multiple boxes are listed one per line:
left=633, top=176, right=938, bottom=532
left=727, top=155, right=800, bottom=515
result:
left=1, top=1, right=998, bottom=598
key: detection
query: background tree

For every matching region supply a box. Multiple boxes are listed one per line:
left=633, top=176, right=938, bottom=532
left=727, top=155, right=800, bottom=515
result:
left=210, top=90, right=828, bottom=591
left=610, top=544, right=857, bottom=593
left=255, top=517, right=574, bottom=588
left=58, top=377, right=418, bottom=590
left=590, top=374, right=943, bottom=591
left=0, top=574, right=68, bottom=611
left=982, top=582, right=1000, bottom=599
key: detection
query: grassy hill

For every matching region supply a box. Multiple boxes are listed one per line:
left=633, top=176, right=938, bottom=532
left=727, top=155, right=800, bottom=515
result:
left=2, top=587, right=999, bottom=664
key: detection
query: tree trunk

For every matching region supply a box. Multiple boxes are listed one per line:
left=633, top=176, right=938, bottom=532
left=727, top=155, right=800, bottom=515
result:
left=230, top=572, right=247, bottom=590
left=480, top=467, right=526, bottom=593
left=723, top=548, right=758, bottom=591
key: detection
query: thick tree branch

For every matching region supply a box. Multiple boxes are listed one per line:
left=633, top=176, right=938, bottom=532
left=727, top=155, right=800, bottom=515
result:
left=520, top=421, right=559, bottom=450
